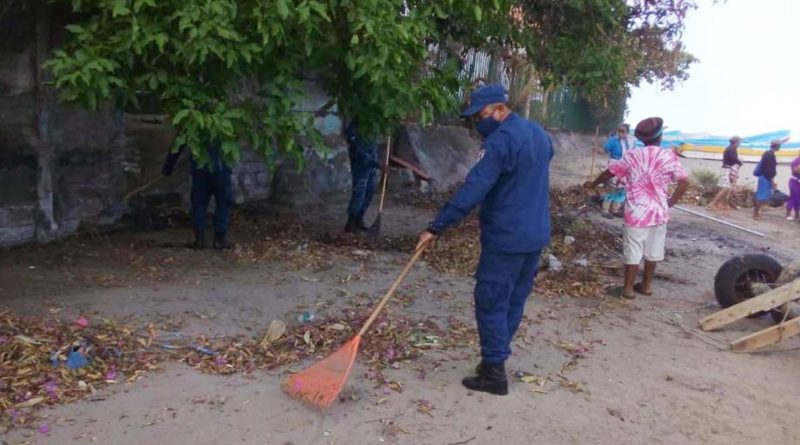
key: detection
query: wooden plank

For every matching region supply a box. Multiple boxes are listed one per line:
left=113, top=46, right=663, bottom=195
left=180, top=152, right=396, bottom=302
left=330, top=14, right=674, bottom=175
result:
left=389, top=155, right=431, bottom=181
left=699, top=280, right=800, bottom=332
left=731, top=316, right=800, bottom=352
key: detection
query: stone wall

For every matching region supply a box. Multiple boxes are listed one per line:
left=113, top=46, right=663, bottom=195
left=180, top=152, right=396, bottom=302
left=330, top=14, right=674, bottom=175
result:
left=0, top=3, right=132, bottom=245
left=393, top=122, right=480, bottom=193
left=0, top=3, right=577, bottom=247
left=0, top=2, right=355, bottom=247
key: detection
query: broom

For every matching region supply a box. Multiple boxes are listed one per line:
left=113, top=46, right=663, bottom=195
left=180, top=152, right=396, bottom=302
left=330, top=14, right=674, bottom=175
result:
left=95, top=157, right=190, bottom=221
left=366, top=136, right=392, bottom=238
left=282, top=240, right=428, bottom=408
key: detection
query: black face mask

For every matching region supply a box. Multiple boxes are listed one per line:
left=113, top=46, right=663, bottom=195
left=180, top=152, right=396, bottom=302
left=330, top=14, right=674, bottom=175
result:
left=475, top=115, right=501, bottom=138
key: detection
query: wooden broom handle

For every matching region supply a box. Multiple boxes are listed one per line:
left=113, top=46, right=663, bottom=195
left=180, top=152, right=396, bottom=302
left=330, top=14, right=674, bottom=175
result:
left=123, top=157, right=190, bottom=201
left=122, top=174, right=167, bottom=202
left=358, top=241, right=428, bottom=337
left=376, top=136, right=392, bottom=213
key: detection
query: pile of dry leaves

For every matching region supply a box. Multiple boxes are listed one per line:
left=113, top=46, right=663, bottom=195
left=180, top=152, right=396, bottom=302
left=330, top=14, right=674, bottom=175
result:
left=230, top=213, right=414, bottom=271
left=1, top=304, right=478, bottom=429
left=182, top=305, right=476, bottom=376
left=0, top=312, right=161, bottom=428
left=680, top=184, right=754, bottom=208
left=404, top=187, right=620, bottom=297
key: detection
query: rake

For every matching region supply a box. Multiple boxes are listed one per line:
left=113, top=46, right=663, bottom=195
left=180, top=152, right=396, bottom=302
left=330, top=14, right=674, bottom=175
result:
left=282, top=240, right=428, bottom=408
left=366, top=136, right=392, bottom=238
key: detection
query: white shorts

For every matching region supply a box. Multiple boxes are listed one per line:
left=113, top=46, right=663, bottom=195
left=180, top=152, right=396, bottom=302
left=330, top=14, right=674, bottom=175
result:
left=717, top=165, right=739, bottom=188
left=623, top=224, right=667, bottom=265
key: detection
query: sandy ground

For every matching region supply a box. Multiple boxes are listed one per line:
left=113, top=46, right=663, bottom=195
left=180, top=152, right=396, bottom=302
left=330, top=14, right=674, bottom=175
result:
left=2, top=142, right=800, bottom=445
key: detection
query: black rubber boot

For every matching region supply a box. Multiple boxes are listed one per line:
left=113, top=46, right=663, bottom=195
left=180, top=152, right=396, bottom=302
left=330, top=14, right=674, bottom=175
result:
left=193, top=230, right=206, bottom=250
left=344, top=216, right=363, bottom=233
left=212, top=231, right=233, bottom=249
left=462, top=362, right=508, bottom=396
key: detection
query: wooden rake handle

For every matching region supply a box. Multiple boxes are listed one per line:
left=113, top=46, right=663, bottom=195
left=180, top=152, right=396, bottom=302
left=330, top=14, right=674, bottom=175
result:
left=122, top=174, right=167, bottom=202
left=357, top=240, right=428, bottom=337
left=123, top=157, right=190, bottom=202
left=376, top=136, right=392, bottom=214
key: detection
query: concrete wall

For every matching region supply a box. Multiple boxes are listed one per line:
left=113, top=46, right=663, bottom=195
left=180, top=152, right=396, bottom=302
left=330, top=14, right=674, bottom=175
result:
left=0, top=3, right=354, bottom=246
left=394, top=122, right=480, bottom=193
left=0, top=3, right=133, bottom=245
left=0, top=3, right=550, bottom=247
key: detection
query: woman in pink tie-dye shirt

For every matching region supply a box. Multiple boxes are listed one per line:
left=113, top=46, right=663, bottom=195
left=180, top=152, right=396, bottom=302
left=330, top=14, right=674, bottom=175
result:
left=586, top=117, right=690, bottom=299
left=608, top=144, right=689, bottom=228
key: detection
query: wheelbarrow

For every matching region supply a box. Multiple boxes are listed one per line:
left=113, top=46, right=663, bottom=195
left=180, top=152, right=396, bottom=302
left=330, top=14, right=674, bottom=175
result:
left=700, top=255, right=800, bottom=352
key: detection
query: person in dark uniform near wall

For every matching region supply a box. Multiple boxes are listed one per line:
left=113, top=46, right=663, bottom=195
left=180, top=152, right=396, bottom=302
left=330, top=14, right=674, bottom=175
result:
left=415, top=84, right=553, bottom=395
left=162, top=141, right=234, bottom=249
left=344, top=119, right=387, bottom=233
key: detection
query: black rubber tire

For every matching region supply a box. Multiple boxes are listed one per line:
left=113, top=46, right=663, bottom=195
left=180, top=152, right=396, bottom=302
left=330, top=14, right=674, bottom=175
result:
left=770, top=306, right=789, bottom=324
left=714, top=254, right=783, bottom=316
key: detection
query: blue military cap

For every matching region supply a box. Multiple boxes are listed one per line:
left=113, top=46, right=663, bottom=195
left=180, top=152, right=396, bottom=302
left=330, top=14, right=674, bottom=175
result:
left=461, top=84, right=508, bottom=117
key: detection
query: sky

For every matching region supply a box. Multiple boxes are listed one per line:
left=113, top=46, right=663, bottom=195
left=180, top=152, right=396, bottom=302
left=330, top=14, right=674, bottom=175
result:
left=626, top=0, right=800, bottom=138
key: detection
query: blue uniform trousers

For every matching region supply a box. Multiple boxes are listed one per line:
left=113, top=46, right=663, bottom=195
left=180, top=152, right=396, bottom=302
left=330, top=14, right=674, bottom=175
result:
left=190, top=165, right=233, bottom=233
left=347, top=166, right=378, bottom=220
left=474, top=248, right=542, bottom=364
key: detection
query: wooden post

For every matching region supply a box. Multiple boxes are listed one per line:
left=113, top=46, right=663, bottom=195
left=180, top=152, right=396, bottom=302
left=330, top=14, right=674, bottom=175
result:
left=590, top=125, right=599, bottom=177
left=542, top=87, right=551, bottom=124
left=699, top=279, right=800, bottom=332
left=731, top=316, right=800, bottom=352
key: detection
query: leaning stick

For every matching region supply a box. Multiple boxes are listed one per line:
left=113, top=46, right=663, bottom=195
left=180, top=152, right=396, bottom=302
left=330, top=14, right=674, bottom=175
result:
left=674, top=205, right=765, bottom=237
left=589, top=125, right=599, bottom=177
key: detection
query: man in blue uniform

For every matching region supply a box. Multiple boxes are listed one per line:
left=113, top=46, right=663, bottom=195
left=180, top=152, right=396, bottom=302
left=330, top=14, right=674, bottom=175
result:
left=162, top=141, right=234, bottom=249
left=344, top=120, right=386, bottom=233
left=416, top=85, right=553, bottom=395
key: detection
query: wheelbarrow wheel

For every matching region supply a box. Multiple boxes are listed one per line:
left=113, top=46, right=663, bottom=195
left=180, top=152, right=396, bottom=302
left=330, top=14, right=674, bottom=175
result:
left=714, top=254, right=783, bottom=318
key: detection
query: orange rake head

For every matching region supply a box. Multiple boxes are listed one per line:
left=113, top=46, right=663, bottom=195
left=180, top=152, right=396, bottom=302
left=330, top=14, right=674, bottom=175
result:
left=282, top=335, right=362, bottom=409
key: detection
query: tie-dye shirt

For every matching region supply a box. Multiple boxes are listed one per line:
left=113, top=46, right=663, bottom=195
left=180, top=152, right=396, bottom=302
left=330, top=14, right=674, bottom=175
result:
left=608, top=146, right=688, bottom=227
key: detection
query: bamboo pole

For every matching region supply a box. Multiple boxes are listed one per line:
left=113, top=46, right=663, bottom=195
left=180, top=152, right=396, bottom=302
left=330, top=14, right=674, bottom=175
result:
left=674, top=206, right=765, bottom=237
left=590, top=126, right=599, bottom=178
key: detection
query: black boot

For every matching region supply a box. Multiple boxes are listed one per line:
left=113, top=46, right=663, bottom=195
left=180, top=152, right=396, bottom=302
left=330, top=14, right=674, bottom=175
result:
left=193, top=230, right=206, bottom=250
left=462, top=362, right=508, bottom=396
left=344, top=216, right=363, bottom=233
left=212, top=231, right=233, bottom=249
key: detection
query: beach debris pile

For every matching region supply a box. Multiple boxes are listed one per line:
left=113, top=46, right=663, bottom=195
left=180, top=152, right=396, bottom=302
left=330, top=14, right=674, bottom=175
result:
left=231, top=211, right=413, bottom=270
left=0, top=305, right=479, bottom=429
left=182, top=305, right=477, bottom=376
left=0, top=312, right=161, bottom=428
left=406, top=186, right=621, bottom=297
left=679, top=170, right=754, bottom=208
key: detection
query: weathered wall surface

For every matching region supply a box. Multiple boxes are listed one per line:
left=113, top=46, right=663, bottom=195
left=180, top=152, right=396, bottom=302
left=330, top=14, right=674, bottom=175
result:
left=0, top=3, right=133, bottom=245
left=0, top=3, right=352, bottom=247
left=394, top=122, right=480, bottom=193
left=0, top=4, right=589, bottom=247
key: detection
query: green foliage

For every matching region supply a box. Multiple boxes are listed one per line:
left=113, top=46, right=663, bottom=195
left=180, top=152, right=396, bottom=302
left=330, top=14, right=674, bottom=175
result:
left=507, top=0, right=697, bottom=105
left=45, top=0, right=699, bottom=165
left=46, top=0, right=462, bottom=166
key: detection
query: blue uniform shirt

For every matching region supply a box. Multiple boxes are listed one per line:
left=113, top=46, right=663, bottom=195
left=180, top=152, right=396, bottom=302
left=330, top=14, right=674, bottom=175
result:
left=429, top=113, right=553, bottom=253
left=162, top=141, right=231, bottom=176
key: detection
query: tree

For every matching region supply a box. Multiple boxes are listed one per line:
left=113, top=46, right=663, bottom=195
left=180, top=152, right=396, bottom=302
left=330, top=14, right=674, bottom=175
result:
left=45, top=0, right=698, bottom=165
left=46, top=0, right=468, bottom=166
